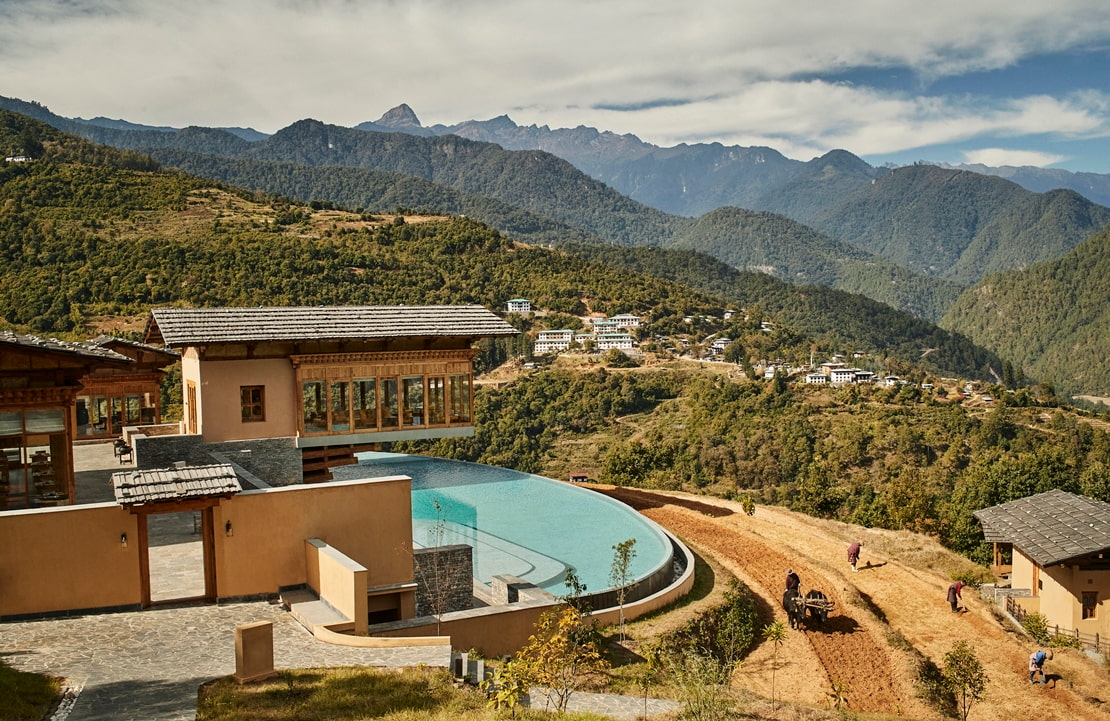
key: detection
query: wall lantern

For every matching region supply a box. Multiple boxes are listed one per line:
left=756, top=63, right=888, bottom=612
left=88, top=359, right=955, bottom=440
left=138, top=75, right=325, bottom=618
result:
left=120, top=532, right=128, bottom=548
left=225, top=520, right=233, bottom=537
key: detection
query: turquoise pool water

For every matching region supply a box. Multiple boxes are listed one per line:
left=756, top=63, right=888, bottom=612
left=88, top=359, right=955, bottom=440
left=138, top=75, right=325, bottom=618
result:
left=344, top=454, right=672, bottom=595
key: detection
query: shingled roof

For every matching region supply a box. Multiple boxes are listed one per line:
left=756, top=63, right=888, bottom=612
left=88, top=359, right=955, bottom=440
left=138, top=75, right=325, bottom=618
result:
left=112, top=464, right=242, bottom=506
left=1, top=331, right=134, bottom=364
left=973, top=489, right=1110, bottom=567
left=145, top=305, right=518, bottom=347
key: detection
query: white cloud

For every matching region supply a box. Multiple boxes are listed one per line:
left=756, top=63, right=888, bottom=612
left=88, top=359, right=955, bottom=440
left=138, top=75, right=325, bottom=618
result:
left=961, top=148, right=1069, bottom=168
left=2, top=0, right=1110, bottom=166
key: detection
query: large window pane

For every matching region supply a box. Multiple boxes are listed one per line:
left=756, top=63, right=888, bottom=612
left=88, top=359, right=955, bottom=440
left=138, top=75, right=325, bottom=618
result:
left=76, top=397, right=94, bottom=437
left=353, top=379, right=377, bottom=430
left=427, top=377, right=446, bottom=425
left=402, top=376, right=424, bottom=427
left=124, top=395, right=142, bottom=425
left=110, top=397, right=122, bottom=433
left=330, top=381, right=351, bottom=431
left=302, top=381, right=327, bottom=433
left=381, top=378, right=399, bottom=428
left=449, top=374, right=471, bottom=423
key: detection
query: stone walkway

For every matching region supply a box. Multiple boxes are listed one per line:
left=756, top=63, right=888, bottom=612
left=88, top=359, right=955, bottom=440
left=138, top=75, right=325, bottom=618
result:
left=1, top=601, right=451, bottom=721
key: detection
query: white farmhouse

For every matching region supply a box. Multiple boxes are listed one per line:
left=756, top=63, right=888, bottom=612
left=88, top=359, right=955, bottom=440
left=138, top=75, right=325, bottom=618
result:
left=596, top=333, right=635, bottom=351
left=506, top=298, right=531, bottom=313
left=534, top=329, right=573, bottom=354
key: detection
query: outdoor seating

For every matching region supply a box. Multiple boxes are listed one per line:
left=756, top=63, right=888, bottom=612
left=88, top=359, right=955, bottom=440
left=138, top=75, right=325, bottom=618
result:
left=114, top=440, right=133, bottom=464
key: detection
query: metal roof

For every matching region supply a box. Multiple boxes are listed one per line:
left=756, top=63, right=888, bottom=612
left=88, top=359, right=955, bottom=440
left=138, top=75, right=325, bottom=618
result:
left=146, top=305, right=519, bottom=347
left=973, top=489, right=1110, bottom=566
left=112, top=463, right=242, bottom=506
left=0, top=331, right=134, bottom=364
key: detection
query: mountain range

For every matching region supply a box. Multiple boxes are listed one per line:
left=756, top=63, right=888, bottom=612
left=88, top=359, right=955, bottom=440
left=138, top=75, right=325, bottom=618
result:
left=2, top=96, right=1109, bottom=399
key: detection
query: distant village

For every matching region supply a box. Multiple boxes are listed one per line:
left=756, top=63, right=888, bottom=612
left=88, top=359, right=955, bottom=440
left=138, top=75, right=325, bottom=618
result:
left=506, top=297, right=955, bottom=391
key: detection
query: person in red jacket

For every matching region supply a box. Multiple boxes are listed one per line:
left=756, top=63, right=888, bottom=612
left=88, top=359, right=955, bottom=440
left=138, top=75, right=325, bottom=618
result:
left=847, top=541, right=862, bottom=572
left=947, top=581, right=964, bottom=612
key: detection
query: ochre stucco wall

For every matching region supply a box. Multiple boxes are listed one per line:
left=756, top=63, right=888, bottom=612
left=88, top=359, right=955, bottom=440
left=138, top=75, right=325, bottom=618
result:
left=214, top=476, right=414, bottom=599
left=0, top=476, right=414, bottom=619
left=192, top=358, right=297, bottom=443
left=1014, top=549, right=1109, bottom=639
left=0, top=504, right=141, bottom=618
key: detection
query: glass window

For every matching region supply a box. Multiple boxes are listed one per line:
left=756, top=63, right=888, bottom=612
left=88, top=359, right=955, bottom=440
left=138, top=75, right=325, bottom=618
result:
left=427, top=377, right=446, bottom=425
left=449, top=374, right=472, bottom=423
left=110, top=397, right=122, bottom=433
left=353, top=379, right=377, bottom=430
left=302, top=381, right=327, bottom=433
left=124, top=395, right=142, bottom=425
left=1083, top=592, right=1098, bottom=620
left=330, top=381, right=351, bottom=431
left=0, top=411, right=22, bottom=436
left=381, top=378, right=399, bottom=429
left=402, top=376, right=424, bottom=427
left=76, top=397, right=94, bottom=437
left=241, top=386, right=265, bottom=422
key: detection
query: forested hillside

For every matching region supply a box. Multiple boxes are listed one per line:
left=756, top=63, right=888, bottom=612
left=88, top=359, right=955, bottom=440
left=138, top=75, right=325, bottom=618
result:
left=670, top=206, right=964, bottom=320
left=809, top=164, right=1110, bottom=283
left=408, top=361, right=1110, bottom=564
left=564, top=243, right=1000, bottom=378
left=942, top=226, right=1110, bottom=399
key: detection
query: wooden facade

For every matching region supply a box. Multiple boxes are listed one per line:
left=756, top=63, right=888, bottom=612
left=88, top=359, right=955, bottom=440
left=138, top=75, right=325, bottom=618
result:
left=1, top=333, right=134, bottom=509
left=76, top=337, right=179, bottom=439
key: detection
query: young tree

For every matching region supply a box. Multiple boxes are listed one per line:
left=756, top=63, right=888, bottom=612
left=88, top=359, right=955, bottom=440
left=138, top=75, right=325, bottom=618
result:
left=941, top=640, right=988, bottom=721
left=515, top=606, right=609, bottom=713
left=762, top=621, right=788, bottom=712
left=609, top=538, right=638, bottom=641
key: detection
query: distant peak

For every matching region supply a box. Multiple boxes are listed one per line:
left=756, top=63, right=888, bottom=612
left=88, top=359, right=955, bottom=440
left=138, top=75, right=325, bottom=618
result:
left=375, top=104, right=422, bottom=128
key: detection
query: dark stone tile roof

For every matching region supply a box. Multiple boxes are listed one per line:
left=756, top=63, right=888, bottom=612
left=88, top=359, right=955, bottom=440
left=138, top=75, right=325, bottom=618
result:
left=973, top=489, right=1110, bottom=566
left=88, top=334, right=180, bottom=359
left=112, top=463, right=242, bottom=506
left=0, top=331, right=134, bottom=364
left=146, top=305, right=519, bottom=347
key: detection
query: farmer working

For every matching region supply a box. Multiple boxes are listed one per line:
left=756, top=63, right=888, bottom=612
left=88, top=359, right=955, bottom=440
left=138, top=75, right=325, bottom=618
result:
left=947, top=581, right=964, bottom=613
left=785, top=568, right=801, bottom=593
left=1028, top=649, right=1053, bottom=684
left=847, top=541, right=862, bottom=572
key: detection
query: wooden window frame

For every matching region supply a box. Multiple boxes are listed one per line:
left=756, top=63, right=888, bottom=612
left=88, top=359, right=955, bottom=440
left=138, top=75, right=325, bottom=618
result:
left=240, top=385, right=266, bottom=423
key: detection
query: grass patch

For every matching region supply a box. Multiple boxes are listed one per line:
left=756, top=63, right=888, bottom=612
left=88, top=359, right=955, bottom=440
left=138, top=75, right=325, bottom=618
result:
left=196, top=666, right=611, bottom=721
left=0, top=657, right=62, bottom=721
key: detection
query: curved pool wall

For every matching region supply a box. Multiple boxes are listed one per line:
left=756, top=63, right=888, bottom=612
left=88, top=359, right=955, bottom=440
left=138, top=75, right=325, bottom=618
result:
left=339, top=453, right=674, bottom=601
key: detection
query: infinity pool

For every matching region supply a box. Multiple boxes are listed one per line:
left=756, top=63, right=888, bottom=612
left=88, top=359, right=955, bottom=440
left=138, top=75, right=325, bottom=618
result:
left=342, top=454, right=672, bottom=595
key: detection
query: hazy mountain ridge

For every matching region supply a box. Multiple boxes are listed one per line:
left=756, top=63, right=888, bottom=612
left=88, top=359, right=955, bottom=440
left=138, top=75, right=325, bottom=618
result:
left=5, top=97, right=1110, bottom=394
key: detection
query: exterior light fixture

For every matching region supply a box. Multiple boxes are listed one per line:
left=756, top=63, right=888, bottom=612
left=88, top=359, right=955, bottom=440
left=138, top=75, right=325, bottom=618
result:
left=120, top=532, right=127, bottom=547
left=225, top=520, right=233, bottom=537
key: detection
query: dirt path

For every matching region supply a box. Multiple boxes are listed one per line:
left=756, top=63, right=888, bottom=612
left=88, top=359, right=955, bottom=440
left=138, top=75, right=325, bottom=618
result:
left=601, top=487, right=1110, bottom=720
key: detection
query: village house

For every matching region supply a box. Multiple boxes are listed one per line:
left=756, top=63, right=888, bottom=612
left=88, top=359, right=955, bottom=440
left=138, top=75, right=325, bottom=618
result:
left=596, top=332, right=635, bottom=351
left=142, top=305, right=517, bottom=483
left=533, top=329, right=574, bottom=355
left=505, top=298, right=531, bottom=314
left=975, top=489, right=1110, bottom=646
left=805, top=372, right=828, bottom=384
left=610, top=314, right=642, bottom=329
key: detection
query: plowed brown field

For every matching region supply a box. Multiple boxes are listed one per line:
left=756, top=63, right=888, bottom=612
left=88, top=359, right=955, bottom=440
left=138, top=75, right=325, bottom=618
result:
left=600, top=487, right=1110, bottom=720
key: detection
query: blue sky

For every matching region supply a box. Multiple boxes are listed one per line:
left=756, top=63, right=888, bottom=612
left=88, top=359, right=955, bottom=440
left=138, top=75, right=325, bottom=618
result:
left=2, top=0, right=1110, bottom=172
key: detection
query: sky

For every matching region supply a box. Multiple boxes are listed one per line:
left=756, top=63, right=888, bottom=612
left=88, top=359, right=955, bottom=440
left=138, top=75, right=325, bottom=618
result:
left=3, top=0, right=1110, bottom=172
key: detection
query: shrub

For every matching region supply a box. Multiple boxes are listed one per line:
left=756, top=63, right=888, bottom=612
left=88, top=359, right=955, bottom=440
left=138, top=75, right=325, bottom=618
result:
left=1020, top=612, right=1051, bottom=644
